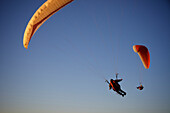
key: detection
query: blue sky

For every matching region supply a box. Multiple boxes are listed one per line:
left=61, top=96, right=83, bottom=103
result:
left=0, top=0, right=170, bottom=113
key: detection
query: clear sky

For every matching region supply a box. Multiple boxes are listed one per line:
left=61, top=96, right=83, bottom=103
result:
left=0, top=0, right=170, bottom=113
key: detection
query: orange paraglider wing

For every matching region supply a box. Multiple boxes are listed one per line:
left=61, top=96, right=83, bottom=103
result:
left=133, top=45, right=150, bottom=69
left=23, top=0, right=74, bottom=49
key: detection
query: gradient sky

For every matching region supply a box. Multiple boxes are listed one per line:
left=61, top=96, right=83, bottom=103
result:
left=0, top=0, right=170, bottom=113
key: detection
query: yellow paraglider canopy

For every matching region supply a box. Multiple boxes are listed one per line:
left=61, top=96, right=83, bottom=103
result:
left=23, top=0, right=73, bottom=49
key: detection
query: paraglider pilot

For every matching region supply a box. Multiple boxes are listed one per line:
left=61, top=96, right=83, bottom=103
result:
left=105, top=74, right=126, bottom=97
left=137, top=84, right=144, bottom=90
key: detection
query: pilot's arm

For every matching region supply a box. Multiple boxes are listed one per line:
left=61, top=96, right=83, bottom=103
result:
left=115, top=79, right=122, bottom=82
left=109, top=84, right=112, bottom=90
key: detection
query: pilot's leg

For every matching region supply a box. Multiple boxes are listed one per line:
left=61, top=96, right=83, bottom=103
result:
left=119, top=89, right=126, bottom=95
left=116, top=91, right=124, bottom=97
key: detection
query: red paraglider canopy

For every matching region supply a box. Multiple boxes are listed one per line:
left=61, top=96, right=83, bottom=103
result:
left=133, top=45, right=150, bottom=69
